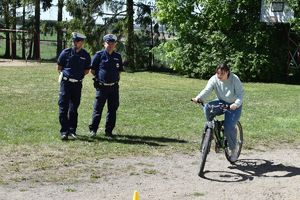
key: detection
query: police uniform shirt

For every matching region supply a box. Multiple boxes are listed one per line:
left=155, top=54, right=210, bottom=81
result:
left=91, top=50, right=124, bottom=83
left=58, top=47, right=91, bottom=80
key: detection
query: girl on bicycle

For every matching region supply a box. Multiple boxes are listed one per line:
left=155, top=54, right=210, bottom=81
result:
left=192, top=63, right=244, bottom=162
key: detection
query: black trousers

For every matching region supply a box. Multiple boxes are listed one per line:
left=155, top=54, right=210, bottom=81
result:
left=89, top=84, right=119, bottom=133
left=58, top=80, right=82, bottom=134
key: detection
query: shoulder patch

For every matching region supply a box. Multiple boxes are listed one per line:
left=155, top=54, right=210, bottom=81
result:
left=65, top=48, right=72, bottom=52
left=96, top=50, right=104, bottom=54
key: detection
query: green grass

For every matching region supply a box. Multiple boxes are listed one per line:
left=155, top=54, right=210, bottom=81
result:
left=0, top=33, right=57, bottom=60
left=0, top=64, right=299, bottom=184
left=1, top=64, right=300, bottom=150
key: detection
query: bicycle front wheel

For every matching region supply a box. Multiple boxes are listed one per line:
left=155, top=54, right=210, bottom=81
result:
left=225, top=121, right=243, bottom=163
left=198, top=128, right=213, bottom=177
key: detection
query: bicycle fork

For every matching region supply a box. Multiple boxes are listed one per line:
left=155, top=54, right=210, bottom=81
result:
left=200, top=121, right=214, bottom=153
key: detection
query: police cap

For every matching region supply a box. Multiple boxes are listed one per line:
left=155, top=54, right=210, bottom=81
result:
left=103, top=34, right=117, bottom=42
left=72, top=32, right=86, bottom=42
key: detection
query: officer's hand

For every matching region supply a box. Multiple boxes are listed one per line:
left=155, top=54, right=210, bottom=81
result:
left=93, top=81, right=98, bottom=89
left=230, top=103, right=238, bottom=110
left=93, top=78, right=98, bottom=89
left=58, top=72, right=63, bottom=83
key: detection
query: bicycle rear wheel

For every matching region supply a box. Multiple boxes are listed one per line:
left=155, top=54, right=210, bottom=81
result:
left=198, top=128, right=212, bottom=177
left=224, top=121, right=243, bottom=163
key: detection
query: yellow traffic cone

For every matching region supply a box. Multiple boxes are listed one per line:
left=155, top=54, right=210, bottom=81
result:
left=133, top=191, right=139, bottom=200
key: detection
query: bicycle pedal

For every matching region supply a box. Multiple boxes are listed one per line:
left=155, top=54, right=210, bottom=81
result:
left=215, top=149, right=220, bottom=153
left=215, top=147, right=221, bottom=153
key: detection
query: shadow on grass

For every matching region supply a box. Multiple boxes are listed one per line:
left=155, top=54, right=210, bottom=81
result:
left=200, top=158, right=300, bottom=182
left=75, top=134, right=188, bottom=147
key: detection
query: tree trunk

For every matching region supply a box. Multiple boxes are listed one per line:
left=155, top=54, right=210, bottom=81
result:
left=56, top=0, right=64, bottom=58
left=33, top=0, right=41, bottom=60
left=12, top=0, right=17, bottom=59
left=149, top=14, right=153, bottom=70
left=3, top=0, right=10, bottom=58
left=28, top=39, right=33, bottom=59
left=22, top=3, right=26, bottom=59
left=126, top=0, right=135, bottom=70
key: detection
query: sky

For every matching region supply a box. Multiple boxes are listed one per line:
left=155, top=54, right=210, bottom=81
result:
left=40, top=1, right=71, bottom=21
left=40, top=0, right=156, bottom=23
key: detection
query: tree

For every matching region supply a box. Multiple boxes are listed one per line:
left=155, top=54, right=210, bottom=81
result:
left=32, top=0, right=40, bottom=60
left=22, top=0, right=26, bottom=59
left=125, top=0, right=135, bottom=70
left=66, top=0, right=108, bottom=53
left=135, top=3, right=156, bottom=69
left=155, top=0, right=300, bottom=82
left=3, top=0, right=11, bottom=58
left=56, top=0, right=64, bottom=58
left=32, top=0, right=52, bottom=60
left=0, top=1, right=3, bottom=20
left=64, top=0, right=148, bottom=71
left=11, top=0, right=17, bottom=59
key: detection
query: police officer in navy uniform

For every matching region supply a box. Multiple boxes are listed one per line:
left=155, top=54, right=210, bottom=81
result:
left=89, top=34, right=124, bottom=138
left=57, top=32, right=91, bottom=140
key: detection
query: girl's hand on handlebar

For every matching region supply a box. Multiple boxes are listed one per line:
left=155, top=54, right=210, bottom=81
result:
left=230, top=103, right=238, bottom=110
left=191, top=98, right=198, bottom=103
left=191, top=98, right=204, bottom=106
left=191, top=98, right=202, bottom=104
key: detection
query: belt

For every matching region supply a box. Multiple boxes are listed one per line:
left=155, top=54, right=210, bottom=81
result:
left=63, top=77, right=82, bottom=83
left=99, top=82, right=117, bottom=86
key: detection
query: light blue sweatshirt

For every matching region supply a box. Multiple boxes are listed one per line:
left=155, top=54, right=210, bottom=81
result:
left=196, top=73, right=244, bottom=107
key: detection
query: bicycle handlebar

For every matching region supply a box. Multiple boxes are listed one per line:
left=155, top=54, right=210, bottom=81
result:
left=191, top=99, right=230, bottom=110
left=191, top=98, right=204, bottom=106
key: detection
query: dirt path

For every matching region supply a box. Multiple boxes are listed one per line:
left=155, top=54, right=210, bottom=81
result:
left=1, top=148, right=299, bottom=200
left=0, top=59, right=43, bottom=67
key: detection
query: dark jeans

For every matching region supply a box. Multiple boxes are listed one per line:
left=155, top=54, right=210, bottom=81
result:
left=204, top=99, right=242, bottom=150
left=58, top=80, right=82, bottom=134
left=89, top=84, right=119, bottom=133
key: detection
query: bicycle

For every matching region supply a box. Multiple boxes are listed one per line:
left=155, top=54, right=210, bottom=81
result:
left=193, top=100, right=243, bottom=177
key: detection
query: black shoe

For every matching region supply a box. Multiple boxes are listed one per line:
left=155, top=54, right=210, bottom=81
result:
left=89, top=130, right=96, bottom=138
left=89, top=125, right=97, bottom=138
left=105, top=131, right=115, bottom=138
left=61, top=133, right=68, bottom=140
left=69, top=132, right=77, bottom=139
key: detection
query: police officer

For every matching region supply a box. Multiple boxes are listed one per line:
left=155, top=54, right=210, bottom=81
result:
left=57, top=32, right=91, bottom=140
left=89, top=34, right=124, bottom=138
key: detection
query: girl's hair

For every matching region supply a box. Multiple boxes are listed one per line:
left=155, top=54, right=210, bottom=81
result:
left=215, top=63, right=230, bottom=72
left=215, top=63, right=230, bottom=77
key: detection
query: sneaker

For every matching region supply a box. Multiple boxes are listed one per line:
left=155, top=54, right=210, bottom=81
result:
left=69, top=132, right=77, bottom=139
left=61, top=132, right=68, bottom=140
left=105, top=131, right=115, bottom=138
left=230, top=145, right=239, bottom=162
left=90, top=130, right=96, bottom=138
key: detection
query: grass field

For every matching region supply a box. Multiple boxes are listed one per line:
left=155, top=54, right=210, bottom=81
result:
left=0, top=33, right=58, bottom=60
left=0, top=63, right=300, bottom=184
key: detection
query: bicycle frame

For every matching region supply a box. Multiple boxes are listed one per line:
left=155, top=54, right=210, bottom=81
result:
left=202, top=104, right=228, bottom=151
left=196, top=101, right=243, bottom=177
